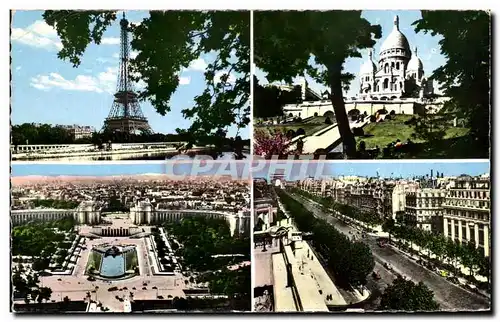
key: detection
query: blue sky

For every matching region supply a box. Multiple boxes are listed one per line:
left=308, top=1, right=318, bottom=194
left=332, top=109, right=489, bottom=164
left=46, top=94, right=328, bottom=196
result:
left=253, top=161, right=490, bottom=181
left=11, top=10, right=248, bottom=138
left=254, top=10, right=446, bottom=98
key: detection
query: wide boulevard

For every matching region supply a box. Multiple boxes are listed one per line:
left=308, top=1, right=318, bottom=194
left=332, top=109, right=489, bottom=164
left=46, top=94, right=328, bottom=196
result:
left=287, top=191, right=490, bottom=311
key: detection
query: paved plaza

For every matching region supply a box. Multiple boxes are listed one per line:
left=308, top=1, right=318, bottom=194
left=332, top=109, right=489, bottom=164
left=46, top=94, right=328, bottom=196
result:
left=26, top=215, right=187, bottom=312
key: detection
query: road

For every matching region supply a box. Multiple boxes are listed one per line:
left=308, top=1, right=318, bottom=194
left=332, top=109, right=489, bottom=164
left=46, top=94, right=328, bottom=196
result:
left=289, top=192, right=490, bottom=311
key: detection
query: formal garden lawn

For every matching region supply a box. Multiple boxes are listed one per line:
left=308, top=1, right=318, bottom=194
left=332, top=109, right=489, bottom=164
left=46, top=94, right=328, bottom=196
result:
left=85, top=251, right=103, bottom=274
left=355, top=114, right=475, bottom=158
left=254, top=116, right=332, bottom=137
left=125, top=249, right=139, bottom=271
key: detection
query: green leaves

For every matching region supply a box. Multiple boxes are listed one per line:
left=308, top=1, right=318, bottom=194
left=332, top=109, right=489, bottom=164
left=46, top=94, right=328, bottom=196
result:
left=278, top=189, right=374, bottom=287
left=413, top=11, right=490, bottom=148
left=43, top=10, right=249, bottom=148
left=254, top=11, right=381, bottom=158
left=379, top=277, right=440, bottom=311
left=130, top=10, right=251, bottom=145
left=43, top=11, right=117, bottom=67
left=254, top=11, right=381, bottom=89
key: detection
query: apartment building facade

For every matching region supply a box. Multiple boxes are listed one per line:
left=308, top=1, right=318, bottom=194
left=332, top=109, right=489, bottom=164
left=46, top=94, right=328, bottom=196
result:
left=442, top=175, right=490, bottom=257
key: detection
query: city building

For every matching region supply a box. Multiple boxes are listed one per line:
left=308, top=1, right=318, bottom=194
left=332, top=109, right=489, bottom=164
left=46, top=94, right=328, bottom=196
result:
left=404, top=188, right=446, bottom=232
left=442, top=175, right=490, bottom=257
left=10, top=201, right=101, bottom=225
left=129, top=201, right=250, bottom=236
left=254, top=179, right=279, bottom=230
left=280, top=16, right=449, bottom=120
left=57, top=124, right=95, bottom=140
left=357, top=15, right=432, bottom=101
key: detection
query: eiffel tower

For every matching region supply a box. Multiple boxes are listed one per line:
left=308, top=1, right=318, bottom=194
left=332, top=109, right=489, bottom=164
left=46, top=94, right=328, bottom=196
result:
left=102, top=12, right=152, bottom=134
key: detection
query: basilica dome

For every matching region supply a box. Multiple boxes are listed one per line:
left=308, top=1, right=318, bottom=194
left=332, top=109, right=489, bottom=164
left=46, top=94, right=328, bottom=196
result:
left=379, top=15, right=411, bottom=56
left=407, top=47, right=424, bottom=71
left=359, top=50, right=376, bottom=75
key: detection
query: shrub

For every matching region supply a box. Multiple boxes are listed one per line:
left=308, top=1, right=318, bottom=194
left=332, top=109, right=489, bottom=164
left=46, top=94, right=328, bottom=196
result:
left=385, top=115, right=392, bottom=121
left=296, top=128, right=306, bottom=136
left=352, top=127, right=364, bottom=136
left=370, top=115, right=377, bottom=122
left=390, top=110, right=396, bottom=116
left=314, top=112, right=318, bottom=117
left=286, top=129, right=296, bottom=139
left=404, top=116, right=418, bottom=125
left=348, top=109, right=360, bottom=117
left=325, top=117, right=333, bottom=125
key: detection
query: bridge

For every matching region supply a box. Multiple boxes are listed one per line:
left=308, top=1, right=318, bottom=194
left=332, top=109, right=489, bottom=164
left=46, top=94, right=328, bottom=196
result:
left=10, top=142, right=186, bottom=154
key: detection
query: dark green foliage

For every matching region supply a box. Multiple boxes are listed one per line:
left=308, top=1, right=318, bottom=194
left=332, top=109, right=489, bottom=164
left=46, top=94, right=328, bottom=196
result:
left=199, top=266, right=250, bottom=300
left=413, top=11, right=490, bottom=156
left=277, top=189, right=374, bottom=287
left=410, top=114, right=449, bottom=143
left=379, top=276, right=439, bottom=311
left=102, top=195, right=129, bottom=212
left=42, top=10, right=250, bottom=148
left=12, top=265, right=50, bottom=304
left=11, top=123, right=75, bottom=145
left=32, top=199, right=79, bottom=210
left=165, top=217, right=249, bottom=272
left=292, top=188, right=384, bottom=227
left=352, top=127, right=364, bottom=137
left=253, top=76, right=302, bottom=118
left=12, top=217, right=76, bottom=257
left=254, top=11, right=381, bottom=158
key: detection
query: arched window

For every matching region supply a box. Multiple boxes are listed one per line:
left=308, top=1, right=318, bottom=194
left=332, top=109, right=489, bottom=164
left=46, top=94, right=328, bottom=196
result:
left=391, top=62, right=395, bottom=69
left=396, top=62, right=400, bottom=70
left=384, top=64, right=389, bottom=73
left=383, top=78, right=389, bottom=90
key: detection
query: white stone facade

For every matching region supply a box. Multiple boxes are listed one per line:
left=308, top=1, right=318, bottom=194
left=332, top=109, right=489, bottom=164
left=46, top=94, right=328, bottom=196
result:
left=442, top=175, right=490, bottom=257
left=358, top=15, right=432, bottom=101
left=405, top=189, right=446, bottom=232
left=11, top=201, right=100, bottom=225
left=129, top=201, right=250, bottom=236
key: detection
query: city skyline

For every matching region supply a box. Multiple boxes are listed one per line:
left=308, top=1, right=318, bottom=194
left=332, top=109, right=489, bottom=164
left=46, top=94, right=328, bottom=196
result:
left=12, top=161, right=490, bottom=179
left=253, top=161, right=490, bottom=181
left=11, top=10, right=248, bottom=138
left=11, top=162, right=249, bottom=178
left=254, top=10, right=447, bottom=98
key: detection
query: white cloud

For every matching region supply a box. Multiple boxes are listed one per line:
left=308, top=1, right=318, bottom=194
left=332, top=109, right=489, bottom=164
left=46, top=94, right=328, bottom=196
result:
left=214, top=71, right=236, bottom=85
left=15, top=66, right=22, bottom=71
left=110, top=50, right=137, bottom=61
left=11, top=20, right=62, bottom=51
left=179, top=76, right=191, bottom=85
left=186, top=58, right=207, bottom=71
left=30, top=67, right=118, bottom=94
left=101, top=37, right=120, bottom=45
